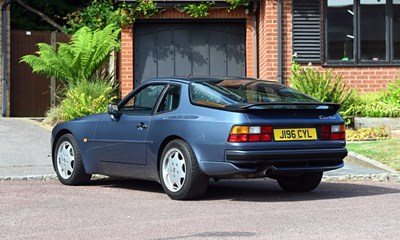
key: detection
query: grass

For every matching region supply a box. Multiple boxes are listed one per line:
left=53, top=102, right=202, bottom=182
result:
left=346, top=139, right=400, bottom=171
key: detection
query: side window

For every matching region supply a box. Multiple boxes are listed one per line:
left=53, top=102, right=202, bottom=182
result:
left=157, top=85, right=181, bottom=113
left=120, top=84, right=165, bottom=115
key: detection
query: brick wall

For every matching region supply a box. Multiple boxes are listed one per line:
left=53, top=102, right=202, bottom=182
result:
left=258, top=0, right=278, bottom=81
left=120, top=7, right=252, bottom=97
left=245, top=13, right=255, bottom=78
left=325, top=67, right=400, bottom=92
left=259, top=0, right=399, bottom=92
left=120, top=26, right=134, bottom=98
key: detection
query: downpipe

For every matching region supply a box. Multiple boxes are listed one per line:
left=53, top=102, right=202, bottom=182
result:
left=1, top=0, right=12, bottom=117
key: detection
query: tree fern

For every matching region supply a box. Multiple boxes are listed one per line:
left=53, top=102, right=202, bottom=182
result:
left=20, top=24, right=120, bottom=85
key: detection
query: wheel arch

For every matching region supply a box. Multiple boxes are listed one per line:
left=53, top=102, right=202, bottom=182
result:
left=52, top=129, right=73, bottom=166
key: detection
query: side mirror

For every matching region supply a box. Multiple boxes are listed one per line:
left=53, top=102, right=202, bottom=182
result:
left=107, top=104, right=120, bottom=120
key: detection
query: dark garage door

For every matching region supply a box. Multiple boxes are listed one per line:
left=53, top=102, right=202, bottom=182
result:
left=134, top=21, right=246, bottom=85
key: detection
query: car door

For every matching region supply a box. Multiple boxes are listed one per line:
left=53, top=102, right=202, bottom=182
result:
left=93, top=84, right=166, bottom=165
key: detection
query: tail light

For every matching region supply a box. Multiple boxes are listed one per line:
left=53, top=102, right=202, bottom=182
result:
left=228, top=126, right=272, bottom=142
left=321, top=124, right=346, bottom=140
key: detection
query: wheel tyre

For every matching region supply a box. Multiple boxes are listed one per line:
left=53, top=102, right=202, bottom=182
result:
left=160, top=140, right=209, bottom=200
left=54, top=133, right=91, bottom=185
left=277, top=172, right=323, bottom=192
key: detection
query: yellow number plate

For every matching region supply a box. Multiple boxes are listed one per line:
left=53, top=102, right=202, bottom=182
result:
left=274, top=128, right=317, bottom=141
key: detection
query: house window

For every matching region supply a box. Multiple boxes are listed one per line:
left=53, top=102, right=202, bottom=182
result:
left=325, top=0, right=400, bottom=64
left=360, top=0, right=386, bottom=61
left=326, top=0, right=354, bottom=61
left=394, top=0, right=400, bottom=60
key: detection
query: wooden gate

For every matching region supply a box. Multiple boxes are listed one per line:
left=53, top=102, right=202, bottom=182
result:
left=10, top=30, right=69, bottom=117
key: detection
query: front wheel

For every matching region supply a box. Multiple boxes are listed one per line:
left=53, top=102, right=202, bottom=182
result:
left=160, top=140, right=209, bottom=200
left=54, top=133, right=91, bottom=185
left=277, top=172, right=323, bottom=192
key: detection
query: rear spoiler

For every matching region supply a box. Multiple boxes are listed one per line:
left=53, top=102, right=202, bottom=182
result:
left=225, top=102, right=340, bottom=112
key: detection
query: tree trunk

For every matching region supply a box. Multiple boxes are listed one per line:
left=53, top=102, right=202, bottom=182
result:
left=15, top=0, right=66, bottom=32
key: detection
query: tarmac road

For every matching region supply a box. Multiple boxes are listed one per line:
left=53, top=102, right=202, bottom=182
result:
left=1, top=117, right=400, bottom=239
left=1, top=178, right=400, bottom=240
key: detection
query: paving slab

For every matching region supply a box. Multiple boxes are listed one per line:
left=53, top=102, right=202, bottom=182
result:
left=0, top=118, right=54, bottom=178
left=326, top=160, right=388, bottom=176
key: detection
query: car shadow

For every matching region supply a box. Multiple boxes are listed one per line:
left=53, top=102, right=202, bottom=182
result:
left=89, top=177, right=165, bottom=194
left=88, top=177, right=400, bottom=202
left=205, top=179, right=400, bottom=202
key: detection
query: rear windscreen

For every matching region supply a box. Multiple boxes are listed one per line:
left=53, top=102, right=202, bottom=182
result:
left=190, top=79, right=319, bottom=109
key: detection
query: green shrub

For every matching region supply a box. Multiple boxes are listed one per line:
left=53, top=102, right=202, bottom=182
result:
left=21, top=24, right=122, bottom=125
left=290, top=61, right=356, bottom=118
left=385, top=79, right=400, bottom=105
left=347, top=91, right=400, bottom=118
left=43, top=106, right=64, bottom=126
left=54, top=78, right=118, bottom=122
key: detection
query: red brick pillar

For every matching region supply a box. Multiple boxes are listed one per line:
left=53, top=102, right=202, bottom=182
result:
left=120, top=26, right=134, bottom=98
left=246, top=14, right=255, bottom=78
left=258, top=0, right=279, bottom=81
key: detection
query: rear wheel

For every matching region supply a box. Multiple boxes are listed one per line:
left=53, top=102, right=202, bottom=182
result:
left=277, top=172, right=323, bottom=192
left=54, top=134, right=91, bottom=185
left=160, top=140, right=209, bottom=200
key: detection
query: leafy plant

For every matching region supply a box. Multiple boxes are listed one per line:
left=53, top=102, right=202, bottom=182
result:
left=385, top=79, right=400, bottom=105
left=20, top=24, right=120, bottom=86
left=347, top=91, right=400, bottom=118
left=181, top=2, right=214, bottom=18
left=65, top=0, right=158, bottom=32
left=135, top=0, right=159, bottom=17
left=290, top=61, right=356, bottom=118
left=58, top=78, right=118, bottom=122
left=227, top=0, right=251, bottom=12
left=43, top=105, right=64, bottom=126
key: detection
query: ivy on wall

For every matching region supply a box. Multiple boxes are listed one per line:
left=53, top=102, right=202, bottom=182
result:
left=227, top=0, right=251, bottom=12
left=179, top=0, right=252, bottom=18
left=66, top=0, right=159, bottom=33
left=180, top=2, right=214, bottom=18
left=65, top=0, right=252, bottom=32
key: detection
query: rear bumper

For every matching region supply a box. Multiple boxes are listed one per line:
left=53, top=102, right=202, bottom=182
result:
left=200, top=148, right=347, bottom=177
left=226, top=148, right=348, bottom=162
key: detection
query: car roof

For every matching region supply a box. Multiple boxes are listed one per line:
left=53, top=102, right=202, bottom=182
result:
left=142, top=76, right=278, bottom=85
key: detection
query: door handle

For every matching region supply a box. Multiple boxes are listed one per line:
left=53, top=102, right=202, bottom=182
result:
left=136, top=122, right=148, bottom=130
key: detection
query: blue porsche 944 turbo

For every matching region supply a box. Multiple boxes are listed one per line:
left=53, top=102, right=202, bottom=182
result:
left=52, top=77, right=347, bottom=200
